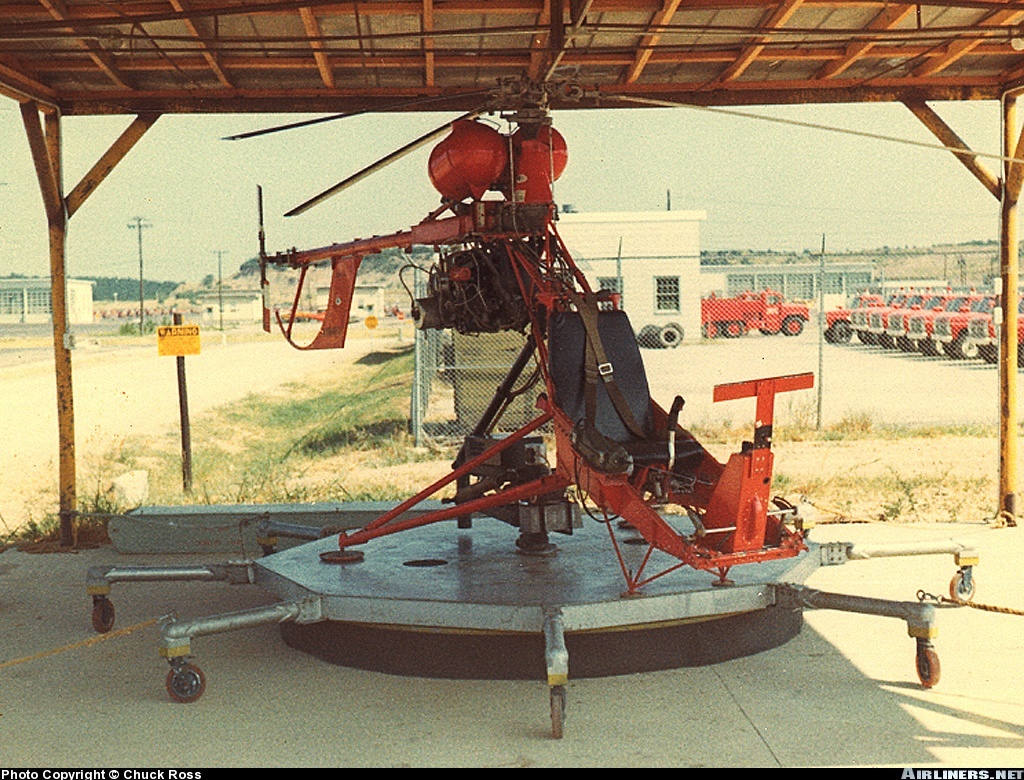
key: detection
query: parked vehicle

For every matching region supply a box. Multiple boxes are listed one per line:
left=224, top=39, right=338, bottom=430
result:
left=701, top=289, right=809, bottom=339
left=864, top=292, right=913, bottom=348
left=906, top=293, right=973, bottom=356
left=825, top=293, right=884, bottom=344
left=852, top=291, right=911, bottom=345
left=971, top=298, right=1024, bottom=364
left=885, top=292, right=956, bottom=352
left=932, top=294, right=996, bottom=359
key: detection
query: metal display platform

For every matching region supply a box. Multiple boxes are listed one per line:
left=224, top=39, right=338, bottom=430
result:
left=256, top=518, right=814, bottom=679
left=87, top=505, right=977, bottom=738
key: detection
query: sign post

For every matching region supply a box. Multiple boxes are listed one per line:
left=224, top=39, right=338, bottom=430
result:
left=158, top=314, right=200, bottom=493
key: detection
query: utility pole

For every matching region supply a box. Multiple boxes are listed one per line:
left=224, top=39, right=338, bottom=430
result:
left=128, top=216, right=152, bottom=335
left=213, top=249, right=227, bottom=331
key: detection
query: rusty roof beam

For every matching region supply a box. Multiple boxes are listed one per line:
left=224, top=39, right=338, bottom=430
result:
left=35, top=0, right=134, bottom=89
left=904, top=98, right=1001, bottom=199
left=623, top=0, right=684, bottom=84
left=300, top=6, right=335, bottom=88
left=168, top=0, right=233, bottom=88
left=422, top=0, right=434, bottom=87
left=816, top=3, right=915, bottom=79
left=715, top=0, right=804, bottom=82
left=914, top=6, right=1024, bottom=77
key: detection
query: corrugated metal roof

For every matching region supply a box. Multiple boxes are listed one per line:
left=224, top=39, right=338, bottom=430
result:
left=3, top=1, right=1024, bottom=116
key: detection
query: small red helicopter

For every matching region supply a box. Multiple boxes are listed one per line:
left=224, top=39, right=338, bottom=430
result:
left=255, top=77, right=811, bottom=593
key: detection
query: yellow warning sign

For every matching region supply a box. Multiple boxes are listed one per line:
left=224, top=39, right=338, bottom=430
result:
left=157, top=325, right=201, bottom=356
left=365, top=315, right=379, bottom=330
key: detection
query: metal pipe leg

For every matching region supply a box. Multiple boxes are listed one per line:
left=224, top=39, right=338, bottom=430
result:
left=775, top=583, right=942, bottom=688
left=160, top=598, right=322, bottom=704
left=543, top=608, right=568, bottom=739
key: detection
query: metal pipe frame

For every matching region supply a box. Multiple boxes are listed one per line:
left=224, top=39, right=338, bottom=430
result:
left=86, top=561, right=255, bottom=596
left=775, top=583, right=937, bottom=639
left=160, top=598, right=321, bottom=658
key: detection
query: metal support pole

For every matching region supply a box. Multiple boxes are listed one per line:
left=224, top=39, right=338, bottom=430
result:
left=173, top=312, right=193, bottom=493
left=817, top=233, right=825, bottom=430
left=1000, top=95, right=1019, bottom=527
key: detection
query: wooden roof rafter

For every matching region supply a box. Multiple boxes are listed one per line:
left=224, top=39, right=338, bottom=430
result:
left=167, top=0, right=234, bottom=88
left=299, top=6, right=335, bottom=88
left=713, top=0, right=805, bottom=84
left=623, top=0, right=684, bottom=84
left=35, top=0, right=135, bottom=90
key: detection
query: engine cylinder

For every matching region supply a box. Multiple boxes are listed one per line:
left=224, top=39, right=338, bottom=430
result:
left=428, top=120, right=508, bottom=202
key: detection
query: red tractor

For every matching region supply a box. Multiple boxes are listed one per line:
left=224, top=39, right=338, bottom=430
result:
left=933, top=294, right=997, bottom=360
left=824, top=292, right=884, bottom=344
left=701, top=289, right=809, bottom=339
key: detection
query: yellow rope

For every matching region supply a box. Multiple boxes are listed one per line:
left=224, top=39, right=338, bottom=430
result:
left=0, top=617, right=161, bottom=671
left=944, top=596, right=1024, bottom=616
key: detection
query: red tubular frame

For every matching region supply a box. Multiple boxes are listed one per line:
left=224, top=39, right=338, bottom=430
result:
left=269, top=202, right=810, bottom=592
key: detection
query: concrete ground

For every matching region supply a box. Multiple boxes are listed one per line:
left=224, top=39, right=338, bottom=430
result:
left=1, top=518, right=1022, bottom=768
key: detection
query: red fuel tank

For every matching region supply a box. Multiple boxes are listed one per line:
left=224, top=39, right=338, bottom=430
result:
left=511, top=125, right=568, bottom=204
left=428, top=120, right=508, bottom=202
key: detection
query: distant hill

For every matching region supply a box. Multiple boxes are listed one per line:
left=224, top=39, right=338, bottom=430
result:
left=701, top=240, right=1003, bottom=287
left=82, top=276, right=182, bottom=302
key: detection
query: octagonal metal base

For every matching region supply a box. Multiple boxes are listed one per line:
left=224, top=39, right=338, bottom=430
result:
left=254, top=517, right=818, bottom=680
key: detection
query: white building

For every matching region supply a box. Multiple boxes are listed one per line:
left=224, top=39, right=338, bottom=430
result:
left=316, top=283, right=386, bottom=318
left=557, top=210, right=706, bottom=346
left=0, top=277, right=95, bottom=324
left=197, top=288, right=263, bottom=324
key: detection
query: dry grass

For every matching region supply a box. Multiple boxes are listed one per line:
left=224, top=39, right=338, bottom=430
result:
left=3, top=341, right=1006, bottom=550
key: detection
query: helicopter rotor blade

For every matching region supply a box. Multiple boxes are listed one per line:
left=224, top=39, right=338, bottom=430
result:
left=221, top=91, right=492, bottom=141
left=284, top=109, right=485, bottom=218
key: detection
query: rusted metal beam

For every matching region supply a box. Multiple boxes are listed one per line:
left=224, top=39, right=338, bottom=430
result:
left=300, top=6, right=335, bottom=89
left=0, top=57, right=58, bottom=106
left=21, top=102, right=76, bottom=546
left=715, top=0, right=804, bottom=83
left=19, top=100, right=63, bottom=225
left=999, top=93, right=1020, bottom=527
left=623, top=0, right=683, bottom=84
left=35, top=0, right=135, bottom=90
left=913, top=8, right=1024, bottom=78
left=422, top=0, right=435, bottom=87
left=904, top=98, right=1002, bottom=200
left=169, top=0, right=233, bottom=88
left=816, top=3, right=915, bottom=80
left=65, top=112, right=161, bottom=218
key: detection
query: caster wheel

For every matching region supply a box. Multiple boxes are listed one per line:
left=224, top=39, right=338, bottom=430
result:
left=950, top=571, right=976, bottom=602
left=91, top=596, right=115, bottom=634
left=166, top=662, right=206, bottom=703
left=550, top=685, right=566, bottom=740
left=915, top=643, right=941, bottom=689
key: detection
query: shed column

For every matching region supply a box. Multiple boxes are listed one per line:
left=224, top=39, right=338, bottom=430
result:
left=1000, top=95, right=1020, bottom=527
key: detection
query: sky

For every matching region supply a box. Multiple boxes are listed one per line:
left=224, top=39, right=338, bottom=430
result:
left=0, top=97, right=1009, bottom=284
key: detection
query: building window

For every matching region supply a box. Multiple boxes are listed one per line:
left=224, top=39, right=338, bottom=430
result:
left=597, top=276, right=623, bottom=305
left=26, top=289, right=51, bottom=315
left=0, top=291, right=20, bottom=315
left=655, top=276, right=680, bottom=312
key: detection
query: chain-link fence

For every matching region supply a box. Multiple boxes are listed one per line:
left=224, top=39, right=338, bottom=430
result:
left=410, top=281, right=1017, bottom=441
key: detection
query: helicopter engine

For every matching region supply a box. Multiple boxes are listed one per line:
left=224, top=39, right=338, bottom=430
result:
left=414, top=241, right=530, bottom=334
